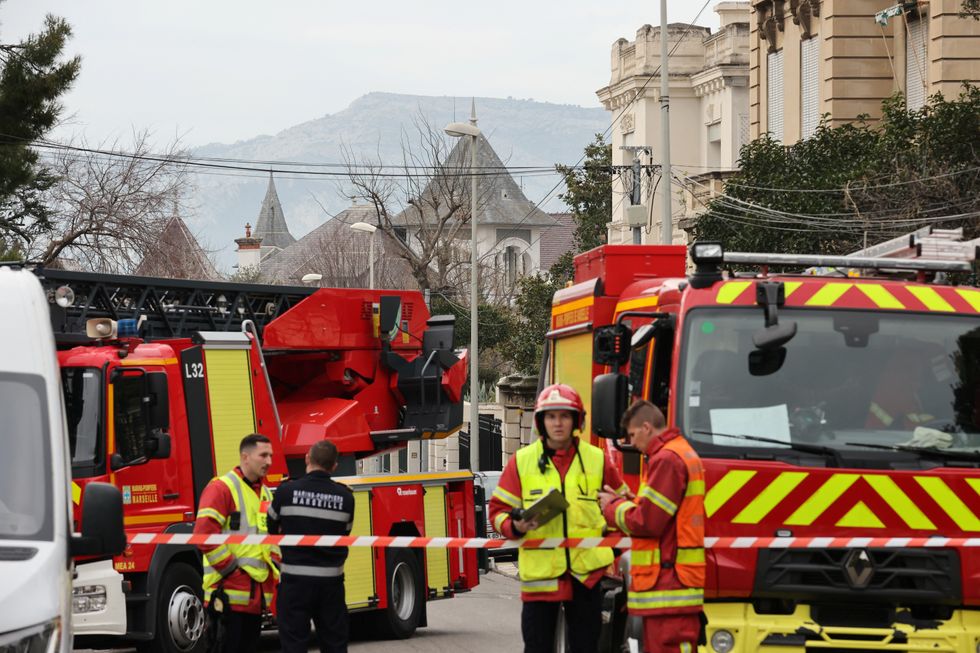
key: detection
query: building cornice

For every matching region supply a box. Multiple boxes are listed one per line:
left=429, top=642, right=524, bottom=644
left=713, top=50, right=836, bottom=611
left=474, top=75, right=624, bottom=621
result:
left=691, top=65, right=750, bottom=96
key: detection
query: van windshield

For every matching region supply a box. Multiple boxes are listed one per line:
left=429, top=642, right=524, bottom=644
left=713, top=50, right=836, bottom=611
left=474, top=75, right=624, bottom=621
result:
left=679, top=308, right=980, bottom=458
left=0, top=373, right=53, bottom=541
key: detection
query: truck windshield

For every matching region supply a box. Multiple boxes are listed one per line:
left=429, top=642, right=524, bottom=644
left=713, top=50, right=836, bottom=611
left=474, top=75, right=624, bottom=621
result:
left=62, top=367, right=104, bottom=476
left=0, top=373, right=53, bottom=541
left=679, top=308, right=980, bottom=455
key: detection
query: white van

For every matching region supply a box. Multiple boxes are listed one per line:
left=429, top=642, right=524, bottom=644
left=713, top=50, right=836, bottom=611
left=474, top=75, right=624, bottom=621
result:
left=0, top=267, right=123, bottom=652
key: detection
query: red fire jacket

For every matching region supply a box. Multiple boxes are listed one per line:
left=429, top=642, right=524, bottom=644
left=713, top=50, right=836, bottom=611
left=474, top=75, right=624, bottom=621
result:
left=602, top=428, right=697, bottom=616
left=489, top=439, right=626, bottom=601
left=194, top=467, right=280, bottom=614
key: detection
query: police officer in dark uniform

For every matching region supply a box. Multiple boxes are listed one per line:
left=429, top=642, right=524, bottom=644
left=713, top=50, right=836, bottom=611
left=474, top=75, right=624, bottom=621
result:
left=268, top=439, right=355, bottom=653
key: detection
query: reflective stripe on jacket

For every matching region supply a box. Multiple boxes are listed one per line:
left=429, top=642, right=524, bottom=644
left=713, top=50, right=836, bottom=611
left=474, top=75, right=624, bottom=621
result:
left=515, top=439, right=614, bottom=592
left=201, top=471, right=280, bottom=607
left=627, top=435, right=705, bottom=616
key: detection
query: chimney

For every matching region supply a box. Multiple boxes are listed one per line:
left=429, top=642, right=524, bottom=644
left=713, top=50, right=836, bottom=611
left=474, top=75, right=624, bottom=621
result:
left=235, top=222, right=263, bottom=272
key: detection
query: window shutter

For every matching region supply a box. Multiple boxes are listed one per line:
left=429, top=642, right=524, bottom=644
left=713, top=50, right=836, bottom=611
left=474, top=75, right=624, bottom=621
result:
left=767, top=50, right=785, bottom=142
left=906, top=18, right=927, bottom=111
left=801, top=37, right=820, bottom=139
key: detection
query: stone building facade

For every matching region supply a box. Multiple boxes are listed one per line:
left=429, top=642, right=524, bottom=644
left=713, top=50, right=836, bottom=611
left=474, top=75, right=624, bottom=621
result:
left=751, top=0, right=980, bottom=144
left=596, top=2, right=751, bottom=245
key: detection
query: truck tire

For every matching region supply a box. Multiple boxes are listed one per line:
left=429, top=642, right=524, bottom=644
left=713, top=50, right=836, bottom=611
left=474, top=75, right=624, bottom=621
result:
left=374, top=549, right=423, bottom=639
left=139, top=562, right=207, bottom=653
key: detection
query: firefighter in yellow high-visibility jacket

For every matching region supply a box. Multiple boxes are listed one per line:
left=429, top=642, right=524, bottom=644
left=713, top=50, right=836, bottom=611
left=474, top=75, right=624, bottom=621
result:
left=194, top=433, right=281, bottom=653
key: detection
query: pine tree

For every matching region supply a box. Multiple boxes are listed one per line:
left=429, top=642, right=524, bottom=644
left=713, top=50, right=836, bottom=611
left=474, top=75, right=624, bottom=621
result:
left=0, top=13, right=80, bottom=254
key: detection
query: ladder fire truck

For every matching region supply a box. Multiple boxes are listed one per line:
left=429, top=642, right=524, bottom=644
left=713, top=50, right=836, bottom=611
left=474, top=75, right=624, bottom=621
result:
left=542, top=237, right=980, bottom=652
left=32, top=268, right=479, bottom=653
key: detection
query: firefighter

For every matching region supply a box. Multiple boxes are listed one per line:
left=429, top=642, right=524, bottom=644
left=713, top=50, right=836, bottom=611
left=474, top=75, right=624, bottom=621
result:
left=489, top=383, right=628, bottom=653
left=194, top=433, right=281, bottom=653
left=268, top=439, right=355, bottom=653
left=599, top=400, right=705, bottom=653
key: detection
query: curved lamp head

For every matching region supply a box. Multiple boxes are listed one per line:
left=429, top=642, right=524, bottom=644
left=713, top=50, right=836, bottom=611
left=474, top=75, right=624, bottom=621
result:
left=349, top=222, right=377, bottom=234
left=301, top=273, right=323, bottom=284
left=444, top=122, right=481, bottom=138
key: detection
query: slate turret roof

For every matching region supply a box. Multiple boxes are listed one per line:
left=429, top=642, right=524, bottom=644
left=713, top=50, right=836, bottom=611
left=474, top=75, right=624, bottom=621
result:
left=253, top=173, right=296, bottom=254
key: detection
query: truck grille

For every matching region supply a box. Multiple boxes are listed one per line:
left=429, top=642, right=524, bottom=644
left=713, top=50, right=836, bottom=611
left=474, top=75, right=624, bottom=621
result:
left=754, top=547, right=960, bottom=605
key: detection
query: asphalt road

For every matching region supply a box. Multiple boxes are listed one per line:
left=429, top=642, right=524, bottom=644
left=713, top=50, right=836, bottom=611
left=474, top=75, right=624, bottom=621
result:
left=75, top=568, right=524, bottom=653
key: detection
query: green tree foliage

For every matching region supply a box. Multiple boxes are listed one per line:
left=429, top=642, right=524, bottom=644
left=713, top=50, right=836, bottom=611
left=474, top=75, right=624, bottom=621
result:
left=429, top=294, right=516, bottom=387
left=556, top=134, right=612, bottom=255
left=691, top=87, right=980, bottom=254
left=963, top=0, right=980, bottom=18
left=0, top=13, right=80, bottom=253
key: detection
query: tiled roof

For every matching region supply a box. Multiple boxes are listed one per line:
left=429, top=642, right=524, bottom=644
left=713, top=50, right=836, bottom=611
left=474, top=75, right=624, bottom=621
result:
left=135, top=215, right=220, bottom=280
left=260, top=204, right=417, bottom=288
left=539, top=212, right=577, bottom=272
left=391, top=133, right=555, bottom=229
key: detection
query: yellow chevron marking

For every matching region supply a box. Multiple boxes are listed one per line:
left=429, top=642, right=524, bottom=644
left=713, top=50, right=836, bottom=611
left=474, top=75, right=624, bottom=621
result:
left=704, top=470, right=756, bottom=518
left=864, top=474, right=936, bottom=530
left=716, top=281, right=752, bottom=305
left=855, top=284, right=905, bottom=310
left=615, top=296, right=660, bottom=314
left=805, top=283, right=852, bottom=307
left=783, top=281, right=803, bottom=298
left=917, top=477, right=980, bottom=531
left=732, top=472, right=807, bottom=524
left=784, top=474, right=859, bottom=525
left=956, top=288, right=980, bottom=312
left=968, top=478, right=980, bottom=498
left=907, top=286, right=954, bottom=312
left=71, top=482, right=82, bottom=506
left=836, top=501, right=885, bottom=528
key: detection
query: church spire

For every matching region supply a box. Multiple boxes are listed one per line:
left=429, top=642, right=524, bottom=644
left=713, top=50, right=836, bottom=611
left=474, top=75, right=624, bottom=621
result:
left=253, top=171, right=296, bottom=251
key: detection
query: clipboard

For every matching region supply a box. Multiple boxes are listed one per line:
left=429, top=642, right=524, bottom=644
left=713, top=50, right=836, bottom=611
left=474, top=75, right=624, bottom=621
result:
left=521, top=488, right=569, bottom=527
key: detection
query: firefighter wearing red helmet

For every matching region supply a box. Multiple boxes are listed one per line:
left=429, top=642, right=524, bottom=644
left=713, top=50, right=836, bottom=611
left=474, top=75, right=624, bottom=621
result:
left=489, top=384, right=628, bottom=653
left=599, top=400, right=705, bottom=653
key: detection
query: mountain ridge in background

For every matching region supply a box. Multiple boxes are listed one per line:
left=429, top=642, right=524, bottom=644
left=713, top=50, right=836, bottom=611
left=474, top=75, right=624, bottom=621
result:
left=187, top=92, right=608, bottom=270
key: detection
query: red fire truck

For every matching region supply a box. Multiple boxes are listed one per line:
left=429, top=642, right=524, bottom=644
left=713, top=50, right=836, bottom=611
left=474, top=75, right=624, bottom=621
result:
left=34, top=269, right=479, bottom=653
left=543, top=242, right=980, bottom=652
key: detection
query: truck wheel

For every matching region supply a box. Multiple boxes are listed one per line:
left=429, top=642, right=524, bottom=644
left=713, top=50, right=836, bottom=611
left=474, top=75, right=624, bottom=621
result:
left=374, top=549, right=423, bottom=639
left=140, top=562, right=207, bottom=653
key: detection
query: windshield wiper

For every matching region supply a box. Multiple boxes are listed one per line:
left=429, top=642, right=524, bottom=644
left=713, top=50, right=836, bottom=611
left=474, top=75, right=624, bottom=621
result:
left=844, top=441, right=980, bottom=463
left=693, top=430, right=842, bottom=467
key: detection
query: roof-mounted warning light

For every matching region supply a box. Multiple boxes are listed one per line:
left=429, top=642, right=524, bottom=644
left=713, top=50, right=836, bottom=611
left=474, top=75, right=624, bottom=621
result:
left=689, top=241, right=725, bottom=289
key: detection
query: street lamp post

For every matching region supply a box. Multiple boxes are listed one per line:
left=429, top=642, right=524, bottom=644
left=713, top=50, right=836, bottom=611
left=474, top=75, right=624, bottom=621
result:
left=444, top=103, right=481, bottom=472
left=349, top=221, right=377, bottom=289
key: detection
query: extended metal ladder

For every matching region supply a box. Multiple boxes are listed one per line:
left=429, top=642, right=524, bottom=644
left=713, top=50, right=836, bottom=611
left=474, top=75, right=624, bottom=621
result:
left=30, top=267, right=315, bottom=344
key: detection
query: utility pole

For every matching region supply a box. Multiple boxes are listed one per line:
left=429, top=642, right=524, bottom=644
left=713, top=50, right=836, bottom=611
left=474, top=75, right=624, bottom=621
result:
left=659, top=0, right=674, bottom=245
left=620, top=145, right=652, bottom=244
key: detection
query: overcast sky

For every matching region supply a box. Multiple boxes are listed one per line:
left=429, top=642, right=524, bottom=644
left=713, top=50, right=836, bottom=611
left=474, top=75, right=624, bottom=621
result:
left=4, top=1, right=720, bottom=149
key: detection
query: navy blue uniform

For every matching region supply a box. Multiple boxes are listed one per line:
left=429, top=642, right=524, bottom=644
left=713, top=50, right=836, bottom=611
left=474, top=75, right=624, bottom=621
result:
left=268, top=470, right=355, bottom=653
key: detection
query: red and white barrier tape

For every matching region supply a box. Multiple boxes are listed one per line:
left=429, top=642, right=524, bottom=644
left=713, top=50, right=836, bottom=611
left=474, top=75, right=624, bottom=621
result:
left=127, top=533, right=980, bottom=550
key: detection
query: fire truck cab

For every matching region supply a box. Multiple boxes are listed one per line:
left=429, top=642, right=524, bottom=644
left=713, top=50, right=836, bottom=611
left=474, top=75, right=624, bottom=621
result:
left=544, top=243, right=980, bottom=652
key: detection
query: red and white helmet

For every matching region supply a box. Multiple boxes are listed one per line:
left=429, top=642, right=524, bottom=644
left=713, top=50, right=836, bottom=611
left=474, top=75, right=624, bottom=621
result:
left=534, top=383, right=586, bottom=434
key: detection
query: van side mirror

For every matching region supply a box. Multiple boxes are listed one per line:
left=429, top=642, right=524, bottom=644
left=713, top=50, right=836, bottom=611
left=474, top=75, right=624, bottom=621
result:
left=593, top=325, right=632, bottom=367
left=592, top=373, right=630, bottom=439
left=146, top=371, right=169, bottom=430
left=71, top=482, right=125, bottom=557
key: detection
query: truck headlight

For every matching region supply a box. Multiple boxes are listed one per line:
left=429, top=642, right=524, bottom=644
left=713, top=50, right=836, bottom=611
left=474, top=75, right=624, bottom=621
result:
left=73, top=584, right=108, bottom=613
left=0, top=617, right=61, bottom=653
left=711, top=629, right=735, bottom=653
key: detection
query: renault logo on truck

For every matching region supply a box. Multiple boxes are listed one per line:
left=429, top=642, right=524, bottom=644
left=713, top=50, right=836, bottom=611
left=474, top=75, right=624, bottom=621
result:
left=843, top=549, right=874, bottom=589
